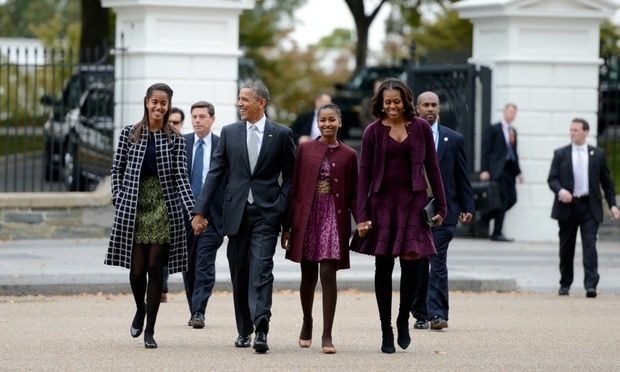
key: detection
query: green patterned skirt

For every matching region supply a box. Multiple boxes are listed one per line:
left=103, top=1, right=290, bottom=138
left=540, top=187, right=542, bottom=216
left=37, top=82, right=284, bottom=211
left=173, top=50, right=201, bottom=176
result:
left=134, top=176, right=170, bottom=244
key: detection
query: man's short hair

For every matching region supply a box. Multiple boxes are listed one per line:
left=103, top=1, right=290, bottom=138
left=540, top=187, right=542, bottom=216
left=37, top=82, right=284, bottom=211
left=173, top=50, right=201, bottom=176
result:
left=191, top=101, right=215, bottom=117
left=241, top=80, right=270, bottom=102
left=170, top=107, right=185, bottom=121
left=504, top=103, right=518, bottom=110
left=571, top=117, right=589, bottom=131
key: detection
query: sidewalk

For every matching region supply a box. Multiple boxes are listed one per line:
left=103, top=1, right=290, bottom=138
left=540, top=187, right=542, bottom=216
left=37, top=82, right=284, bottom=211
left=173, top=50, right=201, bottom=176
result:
left=2, top=237, right=619, bottom=296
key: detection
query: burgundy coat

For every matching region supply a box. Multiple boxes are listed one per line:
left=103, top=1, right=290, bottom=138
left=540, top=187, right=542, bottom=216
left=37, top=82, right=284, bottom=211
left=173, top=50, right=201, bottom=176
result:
left=283, top=140, right=358, bottom=270
left=355, top=118, right=447, bottom=252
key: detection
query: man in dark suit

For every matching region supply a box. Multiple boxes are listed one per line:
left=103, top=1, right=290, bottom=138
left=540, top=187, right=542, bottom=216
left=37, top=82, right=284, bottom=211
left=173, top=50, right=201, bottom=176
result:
left=411, top=91, right=475, bottom=330
left=192, top=81, right=296, bottom=353
left=480, top=103, right=523, bottom=242
left=290, top=92, right=331, bottom=144
left=547, top=118, right=619, bottom=298
left=182, top=101, right=224, bottom=328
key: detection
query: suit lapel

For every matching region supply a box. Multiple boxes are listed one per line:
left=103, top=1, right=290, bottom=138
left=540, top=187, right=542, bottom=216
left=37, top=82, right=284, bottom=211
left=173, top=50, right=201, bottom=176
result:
left=436, top=125, right=447, bottom=162
left=565, top=145, right=574, bottom=190
left=254, top=120, right=274, bottom=173
left=185, top=135, right=194, bottom=175
left=587, top=145, right=597, bottom=190
left=238, top=123, right=251, bottom=174
left=210, top=135, right=218, bottom=158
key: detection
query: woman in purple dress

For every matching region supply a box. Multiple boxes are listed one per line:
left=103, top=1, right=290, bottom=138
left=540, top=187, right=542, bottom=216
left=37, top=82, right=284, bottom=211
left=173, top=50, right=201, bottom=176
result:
left=282, top=104, right=358, bottom=354
left=351, top=79, right=447, bottom=353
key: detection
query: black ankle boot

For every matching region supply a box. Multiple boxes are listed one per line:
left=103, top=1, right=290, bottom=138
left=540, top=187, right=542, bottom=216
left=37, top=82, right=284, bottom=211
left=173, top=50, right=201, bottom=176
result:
left=396, top=314, right=411, bottom=349
left=144, top=331, right=157, bottom=349
left=130, top=305, right=145, bottom=338
left=381, top=325, right=395, bottom=354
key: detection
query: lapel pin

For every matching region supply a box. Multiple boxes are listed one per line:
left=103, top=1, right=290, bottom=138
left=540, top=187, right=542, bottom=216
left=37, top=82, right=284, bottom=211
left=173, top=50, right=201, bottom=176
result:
left=589, top=150, right=594, bottom=156
left=268, top=134, right=273, bottom=138
left=443, top=137, right=448, bottom=142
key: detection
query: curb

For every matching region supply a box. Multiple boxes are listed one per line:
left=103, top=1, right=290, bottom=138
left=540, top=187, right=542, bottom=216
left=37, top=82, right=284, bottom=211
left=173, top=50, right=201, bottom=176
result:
left=0, top=278, right=518, bottom=296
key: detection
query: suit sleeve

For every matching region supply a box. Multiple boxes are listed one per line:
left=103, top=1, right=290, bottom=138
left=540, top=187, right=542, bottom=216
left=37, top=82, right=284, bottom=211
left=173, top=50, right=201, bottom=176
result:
left=173, top=135, right=195, bottom=218
left=454, top=134, right=475, bottom=214
left=480, top=125, right=493, bottom=173
left=193, top=126, right=228, bottom=217
left=599, top=149, right=618, bottom=208
left=547, top=149, right=563, bottom=195
left=513, top=128, right=522, bottom=176
left=279, top=127, right=296, bottom=215
left=422, top=123, right=447, bottom=218
left=111, top=126, right=130, bottom=206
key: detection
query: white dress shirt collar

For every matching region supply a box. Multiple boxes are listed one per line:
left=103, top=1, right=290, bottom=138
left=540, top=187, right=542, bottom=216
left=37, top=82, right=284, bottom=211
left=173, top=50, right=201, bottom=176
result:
left=247, top=115, right=266, bottom=133
left=194, top=132, right=212, bottom=146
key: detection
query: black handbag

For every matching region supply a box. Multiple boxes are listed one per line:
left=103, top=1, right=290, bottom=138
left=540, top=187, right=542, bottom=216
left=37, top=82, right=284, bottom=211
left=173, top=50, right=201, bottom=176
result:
left=421, top=167, right=437, bottom=227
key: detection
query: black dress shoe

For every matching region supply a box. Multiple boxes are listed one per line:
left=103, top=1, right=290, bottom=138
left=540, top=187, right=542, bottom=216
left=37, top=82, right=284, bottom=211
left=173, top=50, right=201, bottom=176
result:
left=144, top=332, right=158, bottom=349
left=491, top=234, right=514, bottom=242
left=191, top=312, right=205, bottom=329
left=253, top=332, right=269, bottom=353
left=413, top=319, right=429, bottom=330
left=234, top=335, right=251, bottom=348
left=430, top=316, right=448, bottom=330
left=130, top=307, right=145, bottom=338
left=558, top=287, right=570, bottom=296
left=586, top=288, right=597, bottom=298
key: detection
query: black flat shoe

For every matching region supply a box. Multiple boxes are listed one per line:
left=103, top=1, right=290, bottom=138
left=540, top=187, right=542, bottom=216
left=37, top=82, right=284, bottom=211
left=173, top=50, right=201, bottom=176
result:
left=144, top=333, right=158, bottom=349
left=558, top=287, right=570, bottom=296
left=586, top=288, right=597, bottom=298
left=130, top=307, right=145, bottom=338
left=413, top=319, right=429, bottom=330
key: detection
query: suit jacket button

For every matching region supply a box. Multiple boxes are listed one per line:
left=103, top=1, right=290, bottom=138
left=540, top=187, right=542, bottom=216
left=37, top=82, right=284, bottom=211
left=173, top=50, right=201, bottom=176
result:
left=337, top=210, right=342, bottom=214
left=334, top=178, right=338, bottom=182
left=335, top=193, right=339, bottom=198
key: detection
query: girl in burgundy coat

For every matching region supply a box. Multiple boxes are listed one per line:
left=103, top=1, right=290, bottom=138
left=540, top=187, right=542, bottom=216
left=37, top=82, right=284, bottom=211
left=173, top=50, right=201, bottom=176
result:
left=351, top=79, right=447, bottom=354
left=282, top=103, right=358, bottom=354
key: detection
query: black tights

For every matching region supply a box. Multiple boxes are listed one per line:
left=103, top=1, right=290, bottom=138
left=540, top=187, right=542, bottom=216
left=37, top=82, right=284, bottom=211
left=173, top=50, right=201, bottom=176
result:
left=129, top=243, right=168, bottom=335
left=299, top=260, right=338, bottom=347
left=374, top=256, right=417, bottom=330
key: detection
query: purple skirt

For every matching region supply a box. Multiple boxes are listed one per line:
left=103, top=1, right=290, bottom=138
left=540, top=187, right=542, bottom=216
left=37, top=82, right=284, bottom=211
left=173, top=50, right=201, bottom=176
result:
left=302, top=193, right=340, bottom=262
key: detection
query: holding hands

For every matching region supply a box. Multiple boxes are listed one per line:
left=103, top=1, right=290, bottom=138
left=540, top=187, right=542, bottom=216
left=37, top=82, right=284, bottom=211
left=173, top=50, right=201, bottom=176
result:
left=191, top=215, right=208, bottom=235
left=357, top=221, right=372, bottom=238
left=280, top=231, right=291, bottom=250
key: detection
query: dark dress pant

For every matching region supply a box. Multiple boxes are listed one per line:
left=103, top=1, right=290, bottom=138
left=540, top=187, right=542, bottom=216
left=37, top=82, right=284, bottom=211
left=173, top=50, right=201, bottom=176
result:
left=190, top=228, right=223, bottom=315
left=412, top=225, right=456, bottom=320
left=227, top=202, right=279, bottom=337
left=491, top=160, right=518, bottom=236
left=558, top=197, right=600, bottom=290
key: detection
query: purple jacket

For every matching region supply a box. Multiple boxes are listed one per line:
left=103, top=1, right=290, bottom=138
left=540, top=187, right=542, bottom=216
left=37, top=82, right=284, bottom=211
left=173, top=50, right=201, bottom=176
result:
left=356, top=117, right=447, bottom=223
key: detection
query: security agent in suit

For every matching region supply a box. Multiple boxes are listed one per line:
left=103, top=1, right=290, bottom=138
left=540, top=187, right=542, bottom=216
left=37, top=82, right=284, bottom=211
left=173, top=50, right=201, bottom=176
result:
left=547, top=118, right=619, bottom=298
left=192, top=81, right=296, bottom=353
left=181, top=101, right=224, bottom=328
left=290, top=92, right=332, bottom=144
left=480, top=103, right=524, bottom=242
left=411, top=92, right=475, bottom=330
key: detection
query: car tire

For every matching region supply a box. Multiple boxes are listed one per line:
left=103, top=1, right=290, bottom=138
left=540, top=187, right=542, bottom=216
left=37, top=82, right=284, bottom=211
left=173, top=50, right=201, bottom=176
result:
left=64, top=138, right=87, bottom=191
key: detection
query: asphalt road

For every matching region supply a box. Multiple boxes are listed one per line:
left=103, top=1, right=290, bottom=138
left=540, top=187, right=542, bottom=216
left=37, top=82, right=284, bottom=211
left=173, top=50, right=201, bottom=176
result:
left=1, top=291, right=618, bottom=371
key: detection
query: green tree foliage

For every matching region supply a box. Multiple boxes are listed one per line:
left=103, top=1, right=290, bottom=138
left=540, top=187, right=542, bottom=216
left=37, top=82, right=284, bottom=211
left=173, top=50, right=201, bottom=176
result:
left=600, top=21, right=620, bottom=62
left=409, top=10, right=472, bottom=64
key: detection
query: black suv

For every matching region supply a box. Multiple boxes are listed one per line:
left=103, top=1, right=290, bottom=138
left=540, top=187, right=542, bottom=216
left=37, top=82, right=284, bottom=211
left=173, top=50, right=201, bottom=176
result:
left=41, top=64, right=113, bottom=181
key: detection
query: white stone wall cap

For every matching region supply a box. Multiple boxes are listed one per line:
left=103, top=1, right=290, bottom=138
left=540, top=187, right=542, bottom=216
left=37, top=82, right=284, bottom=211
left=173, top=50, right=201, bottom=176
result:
left=0, top=178, right=112, bottom=208
left=102, top=0, right=254, bottom=10
left=119, top=47, right=243, bottom=57
left=455, top=0, right=619, bottom=19
left=477, top=56, right=605, bottom=65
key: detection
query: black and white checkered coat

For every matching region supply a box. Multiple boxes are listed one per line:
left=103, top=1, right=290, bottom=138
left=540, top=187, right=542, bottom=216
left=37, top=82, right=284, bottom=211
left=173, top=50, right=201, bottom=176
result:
left=105, top=124, right=194, bottom=274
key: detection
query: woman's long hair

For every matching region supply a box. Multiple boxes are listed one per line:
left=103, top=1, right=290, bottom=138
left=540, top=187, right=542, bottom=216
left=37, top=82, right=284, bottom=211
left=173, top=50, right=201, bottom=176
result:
left=369, top=78, right=415, bottom=121
left=129, top=83, right=175, bottom=143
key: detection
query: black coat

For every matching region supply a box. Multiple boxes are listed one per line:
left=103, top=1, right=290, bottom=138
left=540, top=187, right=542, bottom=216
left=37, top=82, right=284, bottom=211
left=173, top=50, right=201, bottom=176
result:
left=481, top=122, right=521, bottom=178
left=547, top=144, right=617, bottom=223
left=436, top=124, right=475, bottom=225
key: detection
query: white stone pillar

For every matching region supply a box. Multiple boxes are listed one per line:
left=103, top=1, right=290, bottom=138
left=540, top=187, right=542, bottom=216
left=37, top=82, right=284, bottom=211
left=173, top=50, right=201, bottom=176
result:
left=102, top=0, right=254, bottom=137
left=455, top=0, right=618, bottom=242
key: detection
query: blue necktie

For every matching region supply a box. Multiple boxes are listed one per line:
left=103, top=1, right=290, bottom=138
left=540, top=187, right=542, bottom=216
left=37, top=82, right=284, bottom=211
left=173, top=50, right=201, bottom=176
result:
left=191, top=139, right=204, bottom=198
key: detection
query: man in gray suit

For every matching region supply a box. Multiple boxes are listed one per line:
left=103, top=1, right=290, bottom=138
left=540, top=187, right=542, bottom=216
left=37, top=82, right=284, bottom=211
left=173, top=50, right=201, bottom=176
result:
left=192, top=81, right=296, bottom=353
left=548, top=118, right=619, bottom=298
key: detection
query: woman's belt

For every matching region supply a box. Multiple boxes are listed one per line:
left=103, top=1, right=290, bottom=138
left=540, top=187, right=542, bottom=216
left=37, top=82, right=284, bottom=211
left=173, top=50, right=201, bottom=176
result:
left=315, top=180, right=331, bottom=193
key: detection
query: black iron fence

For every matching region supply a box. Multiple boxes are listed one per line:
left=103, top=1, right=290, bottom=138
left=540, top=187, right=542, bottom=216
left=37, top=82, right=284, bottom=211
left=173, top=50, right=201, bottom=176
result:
left=0, top=46, right=115, bottom=192
left=598, top=56, right=620, bottom=194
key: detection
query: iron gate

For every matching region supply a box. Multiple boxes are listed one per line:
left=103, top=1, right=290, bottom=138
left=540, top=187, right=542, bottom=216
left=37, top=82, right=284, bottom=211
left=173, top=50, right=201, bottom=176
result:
left=598, top=56, right=620, bottom=194
left=406, top=64, right=492, bottom=173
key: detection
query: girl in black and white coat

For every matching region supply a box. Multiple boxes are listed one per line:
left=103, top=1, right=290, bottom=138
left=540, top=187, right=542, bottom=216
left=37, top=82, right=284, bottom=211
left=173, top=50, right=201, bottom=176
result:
left=105, top=83, right=194, bottom=349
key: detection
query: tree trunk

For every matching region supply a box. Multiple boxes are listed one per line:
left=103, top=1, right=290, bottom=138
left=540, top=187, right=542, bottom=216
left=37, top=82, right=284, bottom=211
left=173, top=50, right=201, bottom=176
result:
left=344, top=0, right=388, bottom=74
left=79, top=0, right=110, bottom=62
